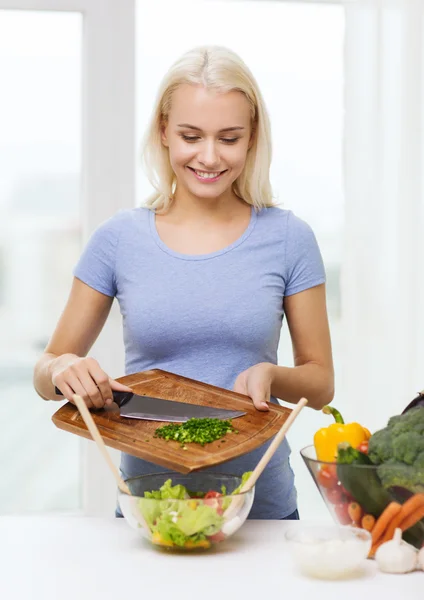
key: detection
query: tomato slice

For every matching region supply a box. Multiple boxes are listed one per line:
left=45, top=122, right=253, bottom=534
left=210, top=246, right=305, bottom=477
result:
left=208, top=531, right=226, bottom=543
left=204, top=491, right=222, bottom=499
left=204, top=490, right=224, bottom=514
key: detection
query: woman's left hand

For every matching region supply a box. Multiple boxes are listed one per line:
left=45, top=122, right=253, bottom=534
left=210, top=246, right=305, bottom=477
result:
left=233, top=362, right=274, bottom=411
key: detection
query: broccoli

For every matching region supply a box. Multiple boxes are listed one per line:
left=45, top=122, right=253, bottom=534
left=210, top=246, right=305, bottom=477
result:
left=368, top=406, right=424, bottom=493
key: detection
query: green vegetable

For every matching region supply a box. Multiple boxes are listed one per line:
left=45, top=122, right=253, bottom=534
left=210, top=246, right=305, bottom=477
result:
left=144, top=479, right=188, bottom=500
left=367, top=407, right=424, bottom=494
left=174, top=503, right=223, bottom=537
left=154, top=502, right=223, bottom=546
left=138, top=472, right=251, bottom=547
left=220, top=471, right=252, bottom=511
left=154, top=417, right=237, bottom=447
left=230, top=471, right=252, bottom=495
left=337, top=443, right=373, bottom=465
left=336, top=442, right=392, bottom=517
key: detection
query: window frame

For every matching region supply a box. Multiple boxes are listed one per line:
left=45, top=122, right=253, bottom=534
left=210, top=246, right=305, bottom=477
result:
left=0, top=0, right=136, bottom=515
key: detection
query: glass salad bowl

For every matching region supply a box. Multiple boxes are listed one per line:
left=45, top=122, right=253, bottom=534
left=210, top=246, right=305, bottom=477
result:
left=301, top=445, right=424, bottom=552
left=118, top=472, right=255, bottom=551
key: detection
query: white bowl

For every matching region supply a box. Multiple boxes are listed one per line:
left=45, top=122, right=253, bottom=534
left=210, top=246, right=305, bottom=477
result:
left=285, top=524, right=372, bottom=579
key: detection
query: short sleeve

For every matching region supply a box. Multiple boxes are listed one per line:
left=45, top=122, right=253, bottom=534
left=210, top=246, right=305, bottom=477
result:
left=73, top=215, right=121, bottom=297
left=284, top=211, right=326, bottom=296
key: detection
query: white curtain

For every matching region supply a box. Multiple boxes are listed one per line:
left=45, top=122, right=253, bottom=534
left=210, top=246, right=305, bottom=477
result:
left=341, top=0, right=424, bottom=432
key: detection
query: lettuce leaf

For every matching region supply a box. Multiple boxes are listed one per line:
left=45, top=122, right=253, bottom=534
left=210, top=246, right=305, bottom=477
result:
left=231, top=471, right=252, bottom=495
left=144, top=478, right=189, bottom=500
left=176, top=503, right=223, bottom=537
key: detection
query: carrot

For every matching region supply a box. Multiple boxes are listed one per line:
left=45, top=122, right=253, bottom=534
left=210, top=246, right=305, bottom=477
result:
left=361, top=514, right=376, bottom=532
left=379, top=494, right=424, bottom=545
left=399, top=504, right=424, bottom=532
left=400, top=493, right=424, bottom=514
left=371, top=502, right=402, bottom=545
left=348, top=502, right=363, bottom=524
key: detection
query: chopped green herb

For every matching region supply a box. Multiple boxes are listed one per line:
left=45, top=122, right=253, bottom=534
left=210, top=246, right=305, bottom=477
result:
left=154, top=418, right=237, bottom=447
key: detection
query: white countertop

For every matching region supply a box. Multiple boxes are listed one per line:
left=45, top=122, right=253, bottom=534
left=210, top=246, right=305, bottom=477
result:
left=0, top=516, right=421, bottom=599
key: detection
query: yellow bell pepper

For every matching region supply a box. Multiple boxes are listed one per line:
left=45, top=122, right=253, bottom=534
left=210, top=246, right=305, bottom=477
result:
left=313, top=406, right=370, bottom=462
left=151, top=531, right=174, bottom=547
left=151, top=530, right=211, bottom=550
left=184, top=539, right=211, bottom=549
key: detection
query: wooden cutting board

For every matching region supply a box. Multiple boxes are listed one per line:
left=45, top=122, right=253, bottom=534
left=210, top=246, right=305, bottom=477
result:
left=52, top=369, right=292, bottom=474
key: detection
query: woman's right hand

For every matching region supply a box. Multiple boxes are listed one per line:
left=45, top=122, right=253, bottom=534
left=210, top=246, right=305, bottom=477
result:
left=50, top=354, right=133, bottom=409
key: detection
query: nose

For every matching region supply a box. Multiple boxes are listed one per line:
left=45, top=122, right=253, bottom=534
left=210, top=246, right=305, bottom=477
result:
left=197, top=140, right=220, bottom=169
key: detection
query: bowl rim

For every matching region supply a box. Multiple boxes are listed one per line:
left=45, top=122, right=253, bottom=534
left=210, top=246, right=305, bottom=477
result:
left=300, top=444, right=378, bottom=469
left=284, top=523, right=372, bottom=543
left=121, top=471, right=255, bottom=498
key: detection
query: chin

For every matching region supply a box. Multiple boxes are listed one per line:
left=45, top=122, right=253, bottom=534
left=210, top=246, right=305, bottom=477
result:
left=190, top=186, right=229, bottom=200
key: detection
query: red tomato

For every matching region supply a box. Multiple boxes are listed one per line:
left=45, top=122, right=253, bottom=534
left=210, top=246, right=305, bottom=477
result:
left=204, top=491, right=222, bottom=499
left=334, top=502, right=351, bottom=525
left=317, top=466, right=339, bottom=489
left=204, top=490, right=224, bottom=514
left=357, top=441, right=369, bottom=454
left=338, top=485, right=355, bottom=503
left=208, top=531, right=226, bottom=543
left=325, top=486, right=344, bottom=505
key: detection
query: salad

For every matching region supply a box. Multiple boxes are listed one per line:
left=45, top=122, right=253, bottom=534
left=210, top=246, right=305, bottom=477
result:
left=138, top=472, right=251, bottom=549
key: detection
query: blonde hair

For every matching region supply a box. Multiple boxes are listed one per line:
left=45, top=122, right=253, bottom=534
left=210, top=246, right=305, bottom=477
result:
left=141, top=46, right=275, bottom=212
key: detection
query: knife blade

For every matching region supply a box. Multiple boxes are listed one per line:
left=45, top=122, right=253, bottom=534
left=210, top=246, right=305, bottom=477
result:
left=55, top=387, right=246, bottom=422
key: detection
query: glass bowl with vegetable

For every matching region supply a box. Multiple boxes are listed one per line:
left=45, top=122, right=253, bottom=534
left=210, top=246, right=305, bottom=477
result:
left=118, top=471, right=254, bottom=551
left=301, top=404, right=424, bottom=557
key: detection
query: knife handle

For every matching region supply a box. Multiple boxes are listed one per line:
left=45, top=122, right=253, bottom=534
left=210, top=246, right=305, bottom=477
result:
left=54, top=385, right=132, bottom=408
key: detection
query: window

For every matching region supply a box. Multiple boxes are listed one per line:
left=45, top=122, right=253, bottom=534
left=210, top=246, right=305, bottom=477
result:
left=0, top=10, right=82, bottom=513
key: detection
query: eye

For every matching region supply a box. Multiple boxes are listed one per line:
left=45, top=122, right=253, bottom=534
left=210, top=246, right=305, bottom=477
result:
left=220, top=138, right=239, bottom=144
left=181, top=135, right=200, bottom=142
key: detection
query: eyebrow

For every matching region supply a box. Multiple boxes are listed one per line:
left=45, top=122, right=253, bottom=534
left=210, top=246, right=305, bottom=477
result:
left=177, top=124, right=245, bottom=133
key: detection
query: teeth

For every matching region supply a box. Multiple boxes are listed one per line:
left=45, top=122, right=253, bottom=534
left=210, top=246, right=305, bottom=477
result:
left=194, top=170, right=221, bottom=179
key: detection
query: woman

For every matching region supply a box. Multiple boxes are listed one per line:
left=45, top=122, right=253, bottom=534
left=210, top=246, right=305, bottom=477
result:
left=33, top=46, right=334, bottom=520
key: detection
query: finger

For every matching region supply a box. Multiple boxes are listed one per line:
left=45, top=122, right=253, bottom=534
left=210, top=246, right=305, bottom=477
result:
left=56, top=381, right=76, bottom=402
left=76, top=369, right=106, bottom=409
left=249, top=386, right=270, bottom=412
left=64, top=374, right=95, bottom=409
left=109, top=379, right=133, bottom=393
left=252, top=399, right=270, bottom=411
left=85, top=360, right=114, bottom=404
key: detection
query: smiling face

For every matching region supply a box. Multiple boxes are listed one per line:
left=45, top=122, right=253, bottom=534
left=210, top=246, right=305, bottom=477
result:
left=161, top=84, right=253, bottom=205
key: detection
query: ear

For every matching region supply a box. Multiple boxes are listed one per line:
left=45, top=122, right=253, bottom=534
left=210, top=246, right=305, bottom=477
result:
left=161, top=120, right=169, bottom=148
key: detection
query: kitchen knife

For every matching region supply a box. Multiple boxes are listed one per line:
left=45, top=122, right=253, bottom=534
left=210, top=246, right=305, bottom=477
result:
left=54, top=387, right=246, bottom=422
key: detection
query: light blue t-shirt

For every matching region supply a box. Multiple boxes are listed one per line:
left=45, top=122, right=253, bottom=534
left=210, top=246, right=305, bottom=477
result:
left=74, top=205, right=325, bottom=519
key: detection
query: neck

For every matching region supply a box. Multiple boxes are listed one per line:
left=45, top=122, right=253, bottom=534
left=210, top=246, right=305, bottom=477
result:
left=168, top=186, right=247, bottom=223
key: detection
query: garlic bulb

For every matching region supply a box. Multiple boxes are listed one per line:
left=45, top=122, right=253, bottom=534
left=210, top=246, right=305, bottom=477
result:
left=418, top=547, right=424, bottom=571
left=375, top=528, right=418, bottom=574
